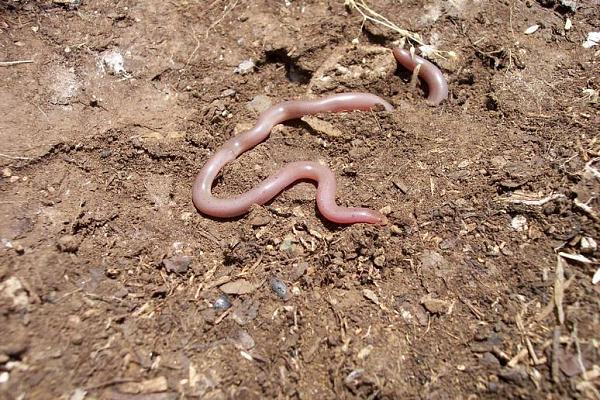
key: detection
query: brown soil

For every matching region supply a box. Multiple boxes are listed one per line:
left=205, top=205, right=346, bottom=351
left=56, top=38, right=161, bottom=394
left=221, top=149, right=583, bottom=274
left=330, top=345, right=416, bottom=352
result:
left=1, top=0, right=599, bottom=399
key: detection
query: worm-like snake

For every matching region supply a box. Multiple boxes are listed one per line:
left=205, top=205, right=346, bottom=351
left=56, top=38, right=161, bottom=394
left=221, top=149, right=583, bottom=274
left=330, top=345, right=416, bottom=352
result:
left=192, top=48, right=447, bottom=224
left=392, top=48, right=448, bottom=106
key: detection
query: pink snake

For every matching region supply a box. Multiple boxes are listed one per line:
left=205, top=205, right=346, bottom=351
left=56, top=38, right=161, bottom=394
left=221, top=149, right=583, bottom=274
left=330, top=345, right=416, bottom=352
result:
left=192, top=48, right=448, bottom=224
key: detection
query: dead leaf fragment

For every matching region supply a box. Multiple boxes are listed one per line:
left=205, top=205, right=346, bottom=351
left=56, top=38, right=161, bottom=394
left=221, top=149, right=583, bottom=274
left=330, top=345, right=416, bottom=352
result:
left=524, top=24, right=540, bottom=35
left=558, top=252, right=592, bottom=264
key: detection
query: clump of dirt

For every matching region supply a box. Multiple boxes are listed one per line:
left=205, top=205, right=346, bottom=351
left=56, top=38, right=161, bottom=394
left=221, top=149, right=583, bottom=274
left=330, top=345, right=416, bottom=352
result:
left=1, top=0, right=599, bottom=399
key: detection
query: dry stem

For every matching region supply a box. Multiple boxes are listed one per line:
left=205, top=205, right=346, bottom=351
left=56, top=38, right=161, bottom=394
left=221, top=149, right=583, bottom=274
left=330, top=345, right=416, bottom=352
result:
left=344, top=0, right=455, bottom=59
left=0, top=60, right=33, bottom=67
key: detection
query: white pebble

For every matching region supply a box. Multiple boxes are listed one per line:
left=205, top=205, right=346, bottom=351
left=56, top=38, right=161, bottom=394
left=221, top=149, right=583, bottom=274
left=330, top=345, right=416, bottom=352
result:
left=524, top=24, right=540, bottom=35
left=583, top=32, right=600, bottom=48
left=511, top=215, right=528, bottom=232
left=234, top=59, right=255, bottom=75
left=581, top=237, right=597, bottom=253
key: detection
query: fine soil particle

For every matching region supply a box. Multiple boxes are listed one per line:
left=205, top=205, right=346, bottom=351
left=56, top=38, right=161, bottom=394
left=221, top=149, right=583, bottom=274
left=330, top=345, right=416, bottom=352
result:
left=1, top=0, right=599, bottom=399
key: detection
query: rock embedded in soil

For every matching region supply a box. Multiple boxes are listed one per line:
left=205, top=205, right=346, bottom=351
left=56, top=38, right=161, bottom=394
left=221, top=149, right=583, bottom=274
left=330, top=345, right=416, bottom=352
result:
left=498, top=367, right=528, bottom=386
left=480, top=352, right=501, bottom=368
left=246, top=95, right=272, bottom=114
left=231, top=298, right=260, bottom=326
left=419, top=250, right=446, bottom=269
left=118, top=376, right=169, bottom=394
left=220, top=279, right=261, bottom=295
left=288, top=262, right=307, bottom=281
left=0, top=334, right=29, bottom=358
left=162, top=255, right=192, bottom=274
left=420, top=294, right=453, bottom=315
left=0, top=277, right=30, bottom=311
left=213, top=294, right=232, bottom=310
left=270, top=277, right=289, bottom=300
left=247, top=211, right=271, bottom=228
left=57, top=234, right=79, bottom=253
left=362, top=289, right=380, bottom=305
left=234, top=59, right=255, bottom=75
left=232, top=329, right=255, bottom=350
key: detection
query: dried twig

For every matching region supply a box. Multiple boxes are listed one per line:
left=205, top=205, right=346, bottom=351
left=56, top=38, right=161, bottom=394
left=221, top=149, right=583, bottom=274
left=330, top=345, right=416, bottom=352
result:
left=214, top=308, right=231, bottom=324
left=535, top=275, right=574, bottom=321
left=84, top=377, right=137, bottom=390
left=0, top=152, right=33, bottom=160
left=572, top=324, right=588, bottom=381
left=574, top=198, right=600, bottom=222
left=554, top=255, right=566, bottom=325
left=507, top=347, right=528, bottom=368
left=0, top=60, right=33, bottom=67
left=552, top=326, right=561, bottom=383
left=344, top=0, right=455, bottom=59
left=500, top=193, right=566, bottom=206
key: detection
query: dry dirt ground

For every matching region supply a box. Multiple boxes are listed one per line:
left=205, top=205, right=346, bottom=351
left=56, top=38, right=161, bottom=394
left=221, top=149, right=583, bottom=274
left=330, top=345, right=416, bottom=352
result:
left=1, top=0, right=599, bottom=399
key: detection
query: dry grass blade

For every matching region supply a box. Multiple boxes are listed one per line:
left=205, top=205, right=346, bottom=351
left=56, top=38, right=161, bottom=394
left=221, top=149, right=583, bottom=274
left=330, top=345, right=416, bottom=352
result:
left=554, top=255, right=566, bottom=325
left=205, top=0, right=240, bottom=38
left=0, top=60, right=33, bottom=67
left=344, top=0, right=455, bottom=59
left=552, top=326, right=561, bottom=383
left=0, top=152, right=33, bottom=160
left=535, top=275, right=574, bottom=321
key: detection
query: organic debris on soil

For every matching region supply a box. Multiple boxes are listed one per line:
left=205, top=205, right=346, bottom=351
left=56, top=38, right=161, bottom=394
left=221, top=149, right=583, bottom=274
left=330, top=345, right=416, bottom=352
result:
left=1, top=0, right=599, bottom=399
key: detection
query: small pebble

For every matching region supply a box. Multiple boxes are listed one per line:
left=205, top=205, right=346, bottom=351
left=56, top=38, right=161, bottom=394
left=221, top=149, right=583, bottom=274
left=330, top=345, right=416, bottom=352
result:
left=57, top=235, right=79, bottom=253
left=373, top=255, right=385, bottom=267
left=213, top=294, right=232, bottom=310
left=220, top=88, right=236, bottom=97
left=289, top=262, right=307, bottom=281
left=180, top=212, right=193, bottom=221
left=71, top=333, right=84, bottom=345
left=564, top=18, right=572, bottom=30
left=67, top=315, right=81, bottom=328
left=232, top=330, right=255, bottom=350
left=162, top=255, right=192, bottom=274
left=279, top=237, right=295, bottom=253
left=510, top=215, right=528, bottom=232
left=499, top=367, right=528, bottom=387
left=105, top=267, right=120, bottom=278
left=234, top=59, right=255, bottom=75
left=344, top=369, right=363, bottom=386
left=580, top=237, right=597, bottom=254
left=246, top=94, right=272, bottom=114
left=270, top=277, right=289, bottom=300
left=378, top=205, right=392, bottom=215
left=481, top=352, right=501, bottom=368
left=13, top=243, right=24, bottom=255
